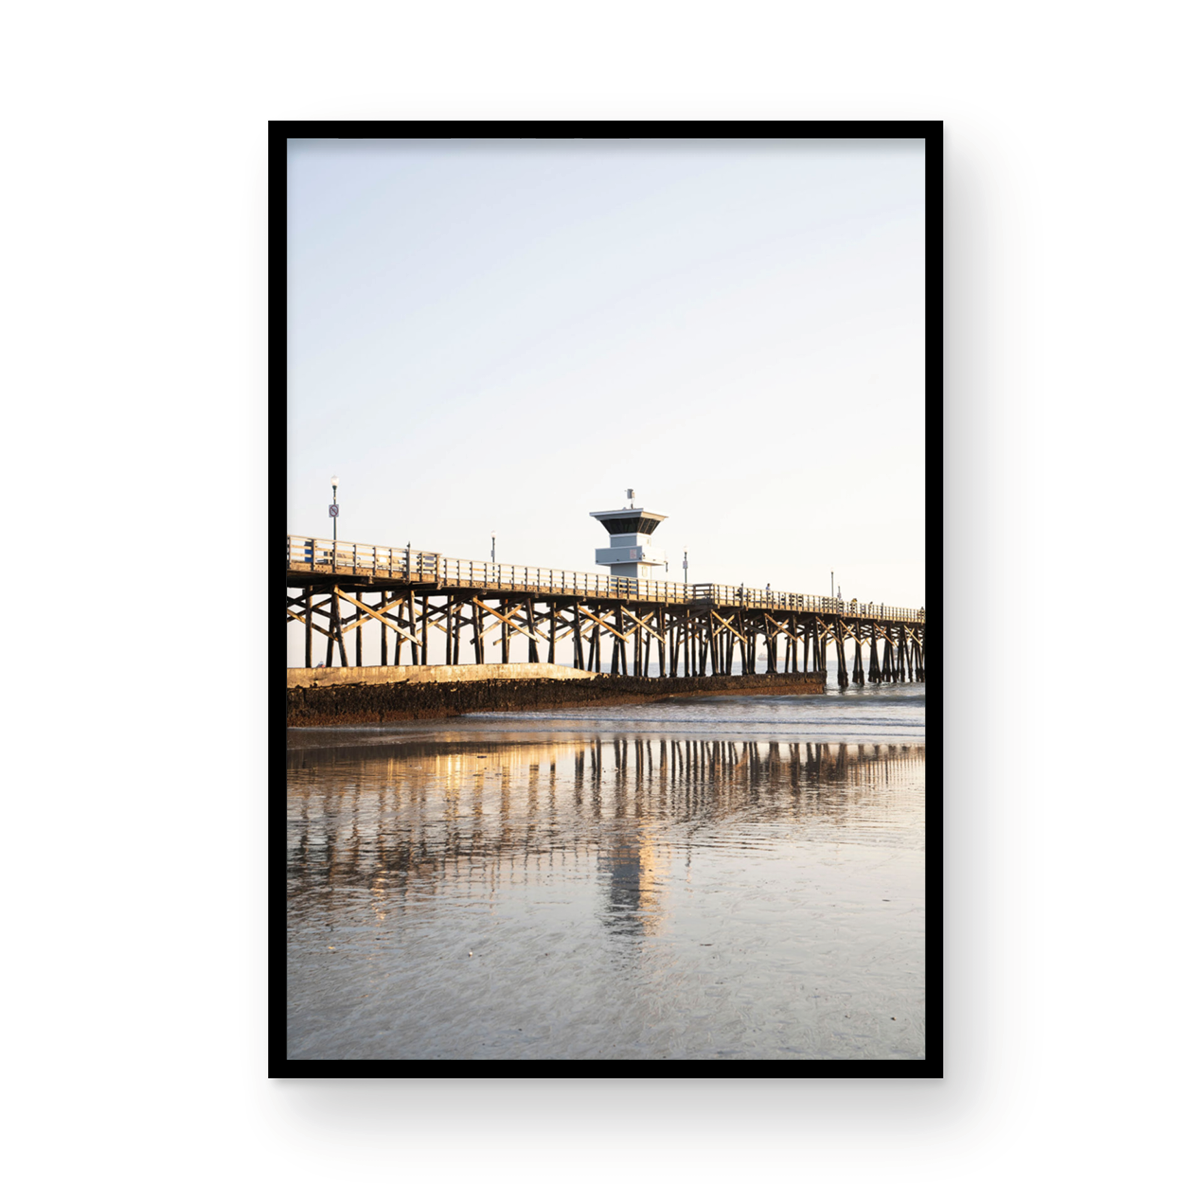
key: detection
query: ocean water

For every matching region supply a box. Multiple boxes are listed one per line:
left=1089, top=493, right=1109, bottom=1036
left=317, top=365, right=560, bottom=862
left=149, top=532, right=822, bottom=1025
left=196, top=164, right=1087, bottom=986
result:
left=285, top=677, right=927, bottom=1061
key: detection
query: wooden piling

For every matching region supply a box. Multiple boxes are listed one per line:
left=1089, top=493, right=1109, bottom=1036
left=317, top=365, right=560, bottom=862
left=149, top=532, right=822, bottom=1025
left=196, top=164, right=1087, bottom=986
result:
left=355, top=592, right=363, bottom=666
left=379, top=591, right=388, bottom=665
left=526, top=599, right=539, bottom=663
left=305, top=590, right=312, bottom=668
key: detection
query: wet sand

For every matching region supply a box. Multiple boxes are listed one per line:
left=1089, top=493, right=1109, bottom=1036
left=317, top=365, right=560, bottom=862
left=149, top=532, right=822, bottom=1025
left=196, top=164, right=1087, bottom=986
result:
left=286, top=727, right=925, bottom=1061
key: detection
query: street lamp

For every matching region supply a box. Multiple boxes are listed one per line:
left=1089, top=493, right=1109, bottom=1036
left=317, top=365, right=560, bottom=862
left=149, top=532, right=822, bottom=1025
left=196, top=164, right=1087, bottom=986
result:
left=330, top=475, right=340, bottom=542
left=683, top=547, right=689, bottom=585
left=491, top=530, right=496, bottom=564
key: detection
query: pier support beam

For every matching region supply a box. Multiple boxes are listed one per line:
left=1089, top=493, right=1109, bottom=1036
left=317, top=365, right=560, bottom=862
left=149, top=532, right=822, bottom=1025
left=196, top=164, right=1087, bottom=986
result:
left=287, top=570, right=921, bottom=689
left=355, top=592, right=363, bottom=666
left=526, top=600, right=539, bottom=663
left=305, top=590, right=312, bottom=668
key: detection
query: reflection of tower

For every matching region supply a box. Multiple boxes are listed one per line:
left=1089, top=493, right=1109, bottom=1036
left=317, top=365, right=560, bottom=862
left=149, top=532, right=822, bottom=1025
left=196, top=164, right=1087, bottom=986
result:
left=590, top=490, right=668, bottom=580
left=597, top=737, right=669, bottom=939
left=601, top=832, right=665, bottom=938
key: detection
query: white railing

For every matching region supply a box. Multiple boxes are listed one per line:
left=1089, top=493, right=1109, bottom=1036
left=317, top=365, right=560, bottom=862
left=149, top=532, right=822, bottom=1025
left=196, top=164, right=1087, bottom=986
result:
left=285, top=535, right=925, bottom=624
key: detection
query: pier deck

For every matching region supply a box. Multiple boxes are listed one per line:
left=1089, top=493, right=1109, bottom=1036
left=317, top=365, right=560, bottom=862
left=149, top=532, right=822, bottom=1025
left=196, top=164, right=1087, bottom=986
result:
left=286, top=535, right=926, bottom=687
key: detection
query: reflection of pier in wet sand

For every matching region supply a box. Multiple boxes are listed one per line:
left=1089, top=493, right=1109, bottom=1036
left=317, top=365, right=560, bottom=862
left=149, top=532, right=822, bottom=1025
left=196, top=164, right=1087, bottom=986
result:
left=286, top=734, right=925, bottom=1060
left=287, top=738, right=924, bottom=921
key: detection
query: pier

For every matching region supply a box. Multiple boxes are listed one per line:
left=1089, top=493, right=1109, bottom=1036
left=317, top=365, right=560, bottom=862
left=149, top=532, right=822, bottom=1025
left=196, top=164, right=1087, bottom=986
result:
left=285, top=535, right=926, bottom=688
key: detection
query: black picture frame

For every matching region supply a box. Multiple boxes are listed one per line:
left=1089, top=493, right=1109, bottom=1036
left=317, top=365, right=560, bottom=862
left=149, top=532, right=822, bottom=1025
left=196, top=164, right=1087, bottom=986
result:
left=272, top=119, right=942, bottom=1080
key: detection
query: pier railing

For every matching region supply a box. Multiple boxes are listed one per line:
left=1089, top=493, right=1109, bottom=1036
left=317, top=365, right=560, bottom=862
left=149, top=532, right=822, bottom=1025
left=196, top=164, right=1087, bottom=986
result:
left=286, top=535, right=924, bottom=624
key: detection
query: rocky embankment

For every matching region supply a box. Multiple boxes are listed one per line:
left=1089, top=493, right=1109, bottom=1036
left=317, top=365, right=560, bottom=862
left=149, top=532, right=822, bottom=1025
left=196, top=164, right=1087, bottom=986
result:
left=287, top=672, right=824, bottom=726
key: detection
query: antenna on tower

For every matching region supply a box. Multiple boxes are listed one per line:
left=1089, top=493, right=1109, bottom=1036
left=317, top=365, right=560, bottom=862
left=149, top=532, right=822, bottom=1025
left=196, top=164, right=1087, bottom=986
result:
left=626, top=488, right=635, bottom=507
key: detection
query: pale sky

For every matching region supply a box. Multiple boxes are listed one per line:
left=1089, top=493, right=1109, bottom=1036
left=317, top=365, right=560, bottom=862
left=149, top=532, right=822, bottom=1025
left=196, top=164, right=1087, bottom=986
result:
left=288, top=137, right=926, bottom=615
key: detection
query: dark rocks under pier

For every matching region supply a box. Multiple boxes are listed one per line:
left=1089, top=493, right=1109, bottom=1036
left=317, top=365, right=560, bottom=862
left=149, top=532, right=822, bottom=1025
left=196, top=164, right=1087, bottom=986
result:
left=286, top=672, right=824, bottom=727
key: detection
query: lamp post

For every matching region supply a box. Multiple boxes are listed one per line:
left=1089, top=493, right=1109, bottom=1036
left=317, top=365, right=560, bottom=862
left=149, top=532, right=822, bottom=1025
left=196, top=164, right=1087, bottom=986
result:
left=330, top=475, right=340, bottom=543
left=683, top=547, right=688, bottom=585
left=491, top=530, right=496, bottom=564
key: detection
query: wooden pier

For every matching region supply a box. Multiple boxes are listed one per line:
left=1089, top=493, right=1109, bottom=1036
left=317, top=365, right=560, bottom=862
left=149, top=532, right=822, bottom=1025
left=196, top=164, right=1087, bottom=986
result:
left=285, top=535, right=926, bottom=687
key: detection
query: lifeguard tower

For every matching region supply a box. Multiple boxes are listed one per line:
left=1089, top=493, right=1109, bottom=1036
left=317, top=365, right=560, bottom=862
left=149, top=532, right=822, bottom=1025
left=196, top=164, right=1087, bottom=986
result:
left=590, top=490, right=668, bottom=580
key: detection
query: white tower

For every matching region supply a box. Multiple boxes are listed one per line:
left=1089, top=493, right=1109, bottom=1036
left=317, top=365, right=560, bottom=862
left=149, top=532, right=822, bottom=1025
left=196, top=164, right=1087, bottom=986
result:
left=590, top=490, right=668, bottom=580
